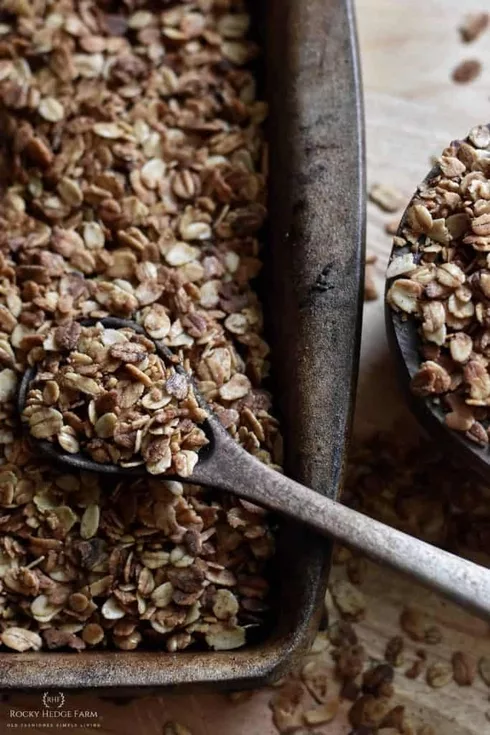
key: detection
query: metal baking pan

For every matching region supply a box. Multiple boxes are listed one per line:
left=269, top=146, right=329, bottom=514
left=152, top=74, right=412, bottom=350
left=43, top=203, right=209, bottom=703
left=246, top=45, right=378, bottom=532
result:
left=0, top=0, right=364, bottom=693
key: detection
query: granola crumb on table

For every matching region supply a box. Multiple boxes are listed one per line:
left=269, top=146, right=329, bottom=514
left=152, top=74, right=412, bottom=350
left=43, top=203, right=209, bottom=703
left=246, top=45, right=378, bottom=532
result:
left=451, top=59, right=482, bottom=84
left=0, top=0, right=280, bottom=653
left=459, top=13, right=489, bottom=44
left=264, top=433, right=490, bottom=734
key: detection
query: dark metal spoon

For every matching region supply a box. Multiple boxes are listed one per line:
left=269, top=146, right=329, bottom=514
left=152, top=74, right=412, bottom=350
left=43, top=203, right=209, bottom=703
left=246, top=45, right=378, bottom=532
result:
left=19, top=318, right=490, bottom=619
left=384, top=155, right=490, bottom=481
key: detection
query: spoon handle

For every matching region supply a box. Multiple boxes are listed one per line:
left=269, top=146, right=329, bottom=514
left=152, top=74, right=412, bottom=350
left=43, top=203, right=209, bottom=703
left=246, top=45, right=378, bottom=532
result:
left=204, top=435, right=490, bottom=619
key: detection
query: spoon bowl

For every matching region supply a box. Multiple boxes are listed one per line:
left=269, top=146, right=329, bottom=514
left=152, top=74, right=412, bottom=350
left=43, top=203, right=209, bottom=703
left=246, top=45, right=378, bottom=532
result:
left=18, top=317, right=217, bottom=478
left=18, top=317, right=490, bottom=619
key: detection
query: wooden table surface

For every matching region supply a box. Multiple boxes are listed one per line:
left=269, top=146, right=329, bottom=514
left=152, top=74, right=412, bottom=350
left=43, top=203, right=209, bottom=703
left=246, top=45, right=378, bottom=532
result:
left=3, top=1, right=490, bottom=732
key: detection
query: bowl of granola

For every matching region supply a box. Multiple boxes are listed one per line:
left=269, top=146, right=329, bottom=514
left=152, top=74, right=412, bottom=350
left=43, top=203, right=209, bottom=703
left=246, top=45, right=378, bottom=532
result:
left=0, top=0, right=364, bottom=691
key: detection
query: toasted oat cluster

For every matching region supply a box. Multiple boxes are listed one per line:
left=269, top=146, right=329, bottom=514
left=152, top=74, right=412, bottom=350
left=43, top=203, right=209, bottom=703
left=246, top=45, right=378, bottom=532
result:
left=23, top=322, right=209, bottom=475
left=0, top=0, right=280, bottom=652
left=387, top=125, right=490, bottom=448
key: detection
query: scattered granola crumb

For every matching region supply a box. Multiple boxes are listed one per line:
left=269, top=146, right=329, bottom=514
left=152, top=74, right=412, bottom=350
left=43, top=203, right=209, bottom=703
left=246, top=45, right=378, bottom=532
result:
left=362, top=664, right=394, bottom=698
left=385, top=636, right=405, bottom=667
left=269, top=681, right=305, bottom=733
left=349, top=695, right=390, bottom=728
left=452, top=59, right=482, bottom=83
left=459, top=13, right=489, bottom=43
left=369, top=184, right=404, bottom=213
left=426, top=661, right=452, bottom=688
left=330, top=580, right=366, bottom=621
left=364, top=264, right=379, bottom=302
left=405, top=658, right=424, bottom=680
left=385, top=219, right=401, bottom=236
left=452, top=651, right=475, bottom=686
left=365, top=254, right=378, bottom=300
left=400, top=608, right=426, bottom=642
left=303, top=699, right=339, bottom=726
left=300, top=659, right=329, bottom=703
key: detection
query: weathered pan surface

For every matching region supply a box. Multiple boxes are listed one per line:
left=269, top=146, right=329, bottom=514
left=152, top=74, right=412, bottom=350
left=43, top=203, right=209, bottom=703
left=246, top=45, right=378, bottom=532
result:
left=1, top=0, right=364, bottom=692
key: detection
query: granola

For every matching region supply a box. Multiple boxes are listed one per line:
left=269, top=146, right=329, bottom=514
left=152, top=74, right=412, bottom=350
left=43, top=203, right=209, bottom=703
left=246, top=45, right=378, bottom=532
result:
left=0, top=0, right=279, bottom=652
left=451, top=59, right=482, bottom=84
left=369, top=184, right=404, bottom=214
left=22, top=322, right=208, bottom=475
left=386, top=127, right=490, bottom=448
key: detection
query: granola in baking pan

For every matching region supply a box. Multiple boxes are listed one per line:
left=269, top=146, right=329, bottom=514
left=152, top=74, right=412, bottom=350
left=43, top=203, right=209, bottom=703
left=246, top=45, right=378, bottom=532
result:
left=0, top=0, right=281, bottom=652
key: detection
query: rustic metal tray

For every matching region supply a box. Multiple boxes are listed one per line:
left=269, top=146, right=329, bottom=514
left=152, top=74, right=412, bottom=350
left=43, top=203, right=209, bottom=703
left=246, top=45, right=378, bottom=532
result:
left=0, top=0, right=364, bottom=693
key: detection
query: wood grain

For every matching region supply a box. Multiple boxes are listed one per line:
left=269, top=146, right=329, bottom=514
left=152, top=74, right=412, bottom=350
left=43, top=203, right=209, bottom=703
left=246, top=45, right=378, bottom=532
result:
left=3, top=0, right=490, bottom=732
